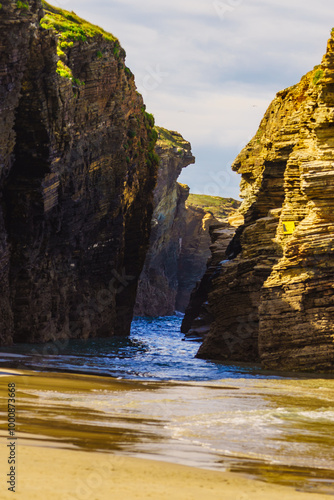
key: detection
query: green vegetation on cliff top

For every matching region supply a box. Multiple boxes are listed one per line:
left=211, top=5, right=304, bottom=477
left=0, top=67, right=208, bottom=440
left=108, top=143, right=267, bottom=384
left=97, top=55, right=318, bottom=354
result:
left=156, top=126, right=190, bottom=151
left=186, top=193, right=240, bottom=219
left=40, top=2, right=120, bottom=85
left=41, top=2, right=117, bottom=44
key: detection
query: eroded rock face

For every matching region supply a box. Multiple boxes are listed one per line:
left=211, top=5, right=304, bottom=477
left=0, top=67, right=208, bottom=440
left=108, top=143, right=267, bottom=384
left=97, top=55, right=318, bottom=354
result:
left=134, top=129, right=241, bottom=317
left=177, top=195, right=241, bottom=315
left=258, top=39, right=334, bottom=372
left=134, top=128, right=197, bottom=316
left=175, top=206, right=219, bottom=313
left=0, top=0, right=158, bottom=343
left=195, top=210, right=279, bottom=361
left=181, top=219, right=240, bottom=339
left=196, top=32, right=334, bottom=372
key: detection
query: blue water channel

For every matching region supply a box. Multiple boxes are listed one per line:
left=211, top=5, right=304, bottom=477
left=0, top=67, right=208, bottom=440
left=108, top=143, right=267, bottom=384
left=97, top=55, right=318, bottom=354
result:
left=0, top=316, right=281, bottom=381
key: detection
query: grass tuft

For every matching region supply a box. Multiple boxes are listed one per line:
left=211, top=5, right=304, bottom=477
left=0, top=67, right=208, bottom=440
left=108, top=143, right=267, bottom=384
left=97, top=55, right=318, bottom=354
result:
left=313, top=68, right=324, bottom=85
left=16, top=1, right=29, bottom=9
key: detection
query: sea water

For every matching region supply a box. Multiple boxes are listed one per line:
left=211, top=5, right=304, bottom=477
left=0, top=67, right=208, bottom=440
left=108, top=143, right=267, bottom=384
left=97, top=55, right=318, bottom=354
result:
left=0, top=316, right=277, bottom=381
left=0, top=316, right=334, bottom=493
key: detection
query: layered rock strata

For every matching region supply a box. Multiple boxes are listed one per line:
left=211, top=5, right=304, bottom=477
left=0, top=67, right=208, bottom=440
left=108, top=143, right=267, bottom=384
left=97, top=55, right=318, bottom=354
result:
left=175, top=204, right=220, bottom=313
left=0, top=0, right=159, bottom=344
left=195, top=33, right=334, bottom=372
left=181, top=219, right=240, bottom=339
left=134, top=128, right=197, bottom=316
left=134, top=129, right=241, bottom=317
left=195, top=210, right=279, bottom=361
left=177, top=195, right=241, bottom=315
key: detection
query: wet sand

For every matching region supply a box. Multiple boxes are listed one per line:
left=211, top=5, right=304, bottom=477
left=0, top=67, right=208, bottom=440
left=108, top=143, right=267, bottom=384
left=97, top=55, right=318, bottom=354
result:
left=0, top=368, right=333, bottom=499
left=0, top=443, right=331, bottom=500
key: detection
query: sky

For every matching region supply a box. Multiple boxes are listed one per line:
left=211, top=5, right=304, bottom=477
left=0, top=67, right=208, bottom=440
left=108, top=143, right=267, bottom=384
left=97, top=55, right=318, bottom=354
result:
left=52, top=0, right=334, bottom=199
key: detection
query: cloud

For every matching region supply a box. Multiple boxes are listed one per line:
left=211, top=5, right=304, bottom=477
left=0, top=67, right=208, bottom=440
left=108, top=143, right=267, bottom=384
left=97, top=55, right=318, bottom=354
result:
left=149, top=87, right=272, bottom=146
left=55, top=0, right=334, bottom=198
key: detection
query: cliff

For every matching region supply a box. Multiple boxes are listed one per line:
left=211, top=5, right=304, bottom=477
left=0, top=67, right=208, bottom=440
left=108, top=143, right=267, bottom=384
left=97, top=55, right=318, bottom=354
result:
left=134, top=127, right=242, bottom=317
left=186, top=194, right=240, bottom=221
left=181, top=216, right=242, bottom=338
left=134, top=127, right=197, bottom=316
left=175, top=198, right=222, bottom=313
left=195, top=31, right=334, bottom=372
left=0, top=0, right=159, bottom=344
left=178, top=196, right=241, bottom=323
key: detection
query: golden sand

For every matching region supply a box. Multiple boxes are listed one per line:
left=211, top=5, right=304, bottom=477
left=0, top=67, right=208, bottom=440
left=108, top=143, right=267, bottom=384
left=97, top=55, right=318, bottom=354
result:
left=0, top=369, right=332, bottom=499
left=0, top=443, right=331, bottom=500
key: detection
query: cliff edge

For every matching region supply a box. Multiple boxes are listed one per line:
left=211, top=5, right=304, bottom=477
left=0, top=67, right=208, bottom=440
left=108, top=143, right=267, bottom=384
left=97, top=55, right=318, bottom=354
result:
left=0, top=0, right=159, bottom=343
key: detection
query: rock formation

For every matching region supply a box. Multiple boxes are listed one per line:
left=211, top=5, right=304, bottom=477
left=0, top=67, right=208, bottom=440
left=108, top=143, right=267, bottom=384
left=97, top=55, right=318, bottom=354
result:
left=134, top=127, right=197, bottom=316
left=134, top=128, right=241, bottom=317
left=195, top=32, right=334, bottom=372
left=186, top=194, right=240, bottom=220
left=175, top=203, right=219, bottom=313
left=181, top=217, right=242, bottom=338
left=177, top=195, right=241, bottom=314
left=0, top=0, right=159, bottom=344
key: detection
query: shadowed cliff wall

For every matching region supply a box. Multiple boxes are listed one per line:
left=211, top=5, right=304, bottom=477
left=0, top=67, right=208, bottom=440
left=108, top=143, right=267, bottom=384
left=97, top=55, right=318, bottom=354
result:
left=134, top=128, right=197, bottom=316
left=0, top=0, right=159, bottom=344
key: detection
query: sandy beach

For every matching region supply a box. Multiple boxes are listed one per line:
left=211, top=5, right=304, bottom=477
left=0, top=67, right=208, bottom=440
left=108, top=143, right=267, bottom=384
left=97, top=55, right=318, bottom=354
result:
left=0, top=368, right=333, bottom=499
left=0, top=443, right=331, bottom=500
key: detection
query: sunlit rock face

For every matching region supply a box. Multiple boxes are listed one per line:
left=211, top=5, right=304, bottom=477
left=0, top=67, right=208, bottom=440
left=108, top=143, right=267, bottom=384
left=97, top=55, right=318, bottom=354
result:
left=0, top=0, right=159, bottom=343
left=196, top=33, right=334, bottom=372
